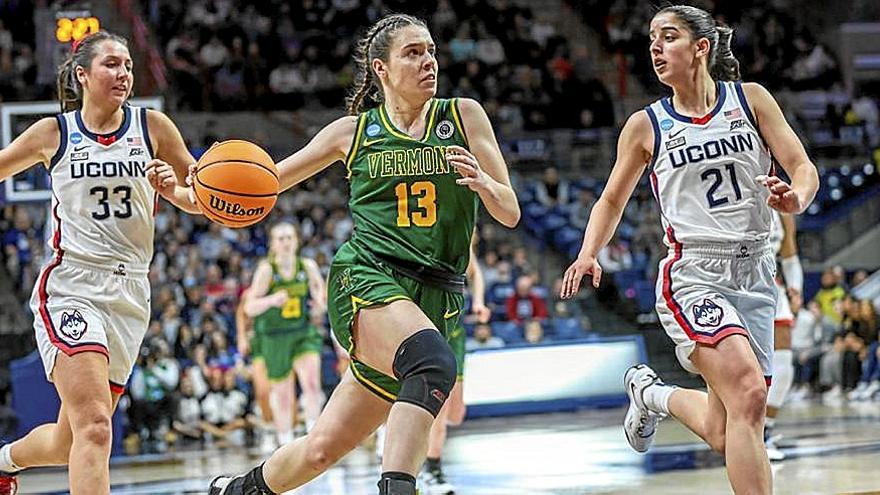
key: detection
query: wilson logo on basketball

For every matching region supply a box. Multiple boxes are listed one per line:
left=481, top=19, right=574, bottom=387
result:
left=209, top=195, right=265, bottom=217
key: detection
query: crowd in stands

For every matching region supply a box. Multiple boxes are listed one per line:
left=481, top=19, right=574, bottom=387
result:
left=569, top=0, right=844, bottom=93
left=790, top=267, right=880, bottom=402
left=145, top=0, right=615, bottom=131
left=0, top=5, right=39, bottom=103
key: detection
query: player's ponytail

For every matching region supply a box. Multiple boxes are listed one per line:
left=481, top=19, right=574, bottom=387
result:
left=710, top=26, right=740, bottom=81
left=55, top=31, right=130, bottom=112
left=657, top=5, right=741, bottom=82
left=346, top=14, right=428, bottom=115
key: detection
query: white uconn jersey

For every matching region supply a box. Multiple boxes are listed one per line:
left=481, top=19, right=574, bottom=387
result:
left=48, top=105, right=156, bottom=269
left=645, top=81, right=773, bottom=246
left=768, top=209, right=784, bottom=254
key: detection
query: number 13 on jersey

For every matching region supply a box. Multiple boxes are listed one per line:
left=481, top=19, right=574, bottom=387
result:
left=395, top=181, right=437, bottom=227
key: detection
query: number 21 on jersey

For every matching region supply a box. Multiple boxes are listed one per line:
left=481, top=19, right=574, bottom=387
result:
left=395, top=181, right=437, bottom=227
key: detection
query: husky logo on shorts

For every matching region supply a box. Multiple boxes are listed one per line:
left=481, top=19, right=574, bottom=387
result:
left=693, top=299, right=724, bottom=327
left=59, top=309, right=88, bottom=341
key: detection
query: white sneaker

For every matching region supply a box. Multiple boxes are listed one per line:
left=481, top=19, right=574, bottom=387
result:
left=848, top=382, right=868, bottom=400
left=420, top=469, right=455, bottom=494
left=765, top=435, right=786, bottom=461
left=822, top=385, right=843, bottom=404
left=863, top=380, right=880, bottom=400
left=623, top=364, right=663, bottom=453
left=258, top=430, right=277, bottom=454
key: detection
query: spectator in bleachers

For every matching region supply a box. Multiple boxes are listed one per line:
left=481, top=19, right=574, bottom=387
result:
left=534, top=167, right=570, bottom=208
left=567, top=188, right=596, bottom=229
left=790, top=296, right=830, bottom=398
left=128, top=340, right=180, bottom=452
left=597, top=233, right=633, bottom=273
left=199, top=366, right=250, bottom=447
left=851, top=269, right=870, bottom=288
left=814, top=267, right=846, bottom=325
left=171, top=375, right=204, bottom=444
left=466, top=323, right=505, bottom=351
left=505, top=275, right=548, bottom=323
left=523, top=319, right=544, bottom=345
left=849, top=299, right=880, bottom=400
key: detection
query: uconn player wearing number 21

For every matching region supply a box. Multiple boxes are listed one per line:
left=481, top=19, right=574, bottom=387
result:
left=560, top=5, right=818, bottom=495
left=0, top=32, right=199, bottom=495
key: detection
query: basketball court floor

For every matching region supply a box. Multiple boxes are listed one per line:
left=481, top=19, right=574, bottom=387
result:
left=15, top=401, right=880, bottom=494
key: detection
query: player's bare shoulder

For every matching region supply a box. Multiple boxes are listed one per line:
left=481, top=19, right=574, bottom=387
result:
left=27, top=117, right=63, bottom=166
left=621, top=110, right=655, bottom=161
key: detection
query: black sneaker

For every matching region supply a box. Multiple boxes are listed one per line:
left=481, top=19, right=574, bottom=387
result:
left=208, top=474, right=263, bottom=495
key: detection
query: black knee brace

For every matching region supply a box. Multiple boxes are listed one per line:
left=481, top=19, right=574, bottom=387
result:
left=377, top=471, right=416, bottom=495
left=392, top=329, right=457, bottom=417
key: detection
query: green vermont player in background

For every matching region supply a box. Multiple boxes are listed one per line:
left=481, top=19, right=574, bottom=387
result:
left=210, top=14, right=519, bottom=495
left=242, top=223, right=327, bottom=448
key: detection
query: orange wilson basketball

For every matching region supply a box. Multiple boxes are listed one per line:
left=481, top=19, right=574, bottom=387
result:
left=193, top=140, right=279, bottom=228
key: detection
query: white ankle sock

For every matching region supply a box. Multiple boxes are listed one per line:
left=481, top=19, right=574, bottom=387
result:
left=643, top=383, right=675, bottom=415
left=0, top=443, right=22, bottom=473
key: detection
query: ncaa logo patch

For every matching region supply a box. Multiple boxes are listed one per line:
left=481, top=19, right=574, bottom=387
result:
left=366, top=124, right=381, bottom=137
left=70, top=132, right=83, bottom=145
left=435, top=120, right=454, bottom=139
left=660, top=119, right=674, bottom=131
left=692, top=299, right=724, bottom=327
left=59, top=309, right=88, bottom=341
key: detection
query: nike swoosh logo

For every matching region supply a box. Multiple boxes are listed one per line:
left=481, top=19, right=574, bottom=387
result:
left=668, top=127, right=686, bottom=139
left=629, top=382, right=654, bottom=438
left=362, top=138, right=383, bottom=147
left=73, top=145, right=89, bottom=152
left=443, top=309, right=460, bottom=319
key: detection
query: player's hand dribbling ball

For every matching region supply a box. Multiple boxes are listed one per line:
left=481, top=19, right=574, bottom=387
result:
left=193, top=140, right=278, bottom=228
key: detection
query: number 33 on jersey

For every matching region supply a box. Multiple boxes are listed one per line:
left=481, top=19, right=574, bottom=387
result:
left=49, top=105, right=157, bottom=267
left=645, top=81, right=774, bottom=246
left=344, top=98, right=478, bottom=275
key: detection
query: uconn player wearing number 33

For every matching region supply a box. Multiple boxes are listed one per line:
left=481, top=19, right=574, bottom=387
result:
left=560, top=5, right=818, bottom=495
left=0, top=32, right=199, bottom=495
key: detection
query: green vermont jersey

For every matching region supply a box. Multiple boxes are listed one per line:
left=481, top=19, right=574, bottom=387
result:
left=254, top=258, right=311, bottom=334
left=345, top=98, right=478, bottom=275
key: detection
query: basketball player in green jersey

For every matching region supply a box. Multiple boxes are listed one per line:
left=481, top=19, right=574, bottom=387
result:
left=210, top=13, right=519, bottom=495
left=235, top=288, right=280, bottom=454
left=242, top=223, right=327, bottom=448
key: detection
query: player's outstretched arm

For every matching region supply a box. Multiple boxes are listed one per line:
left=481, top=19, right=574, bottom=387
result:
left=145, top=109, right=201, bottom=214
left=243, top=260, right=288, bottom=317
left=744, top=83, right=819, bottom=214
left=0, top=117, right=60, bottom=182
left=449, top=98, right=520, bottom=228
left=277, top=116, right=358, bottom=193
left=560, top=111, right=652, bottom=299
left=304, top=257, right=327, bottom=317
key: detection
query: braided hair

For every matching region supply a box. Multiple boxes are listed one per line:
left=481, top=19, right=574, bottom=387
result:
left=56, top=31, right=130, bottom=112
left=656, top=5, right=741, bottom=81
left=346, top=14, right=428, bottom=116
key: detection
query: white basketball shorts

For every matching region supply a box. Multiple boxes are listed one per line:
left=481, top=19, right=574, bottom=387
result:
left=30, top=254, right=150, bottom=394
left=655, top=240, right=777, bottom=385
